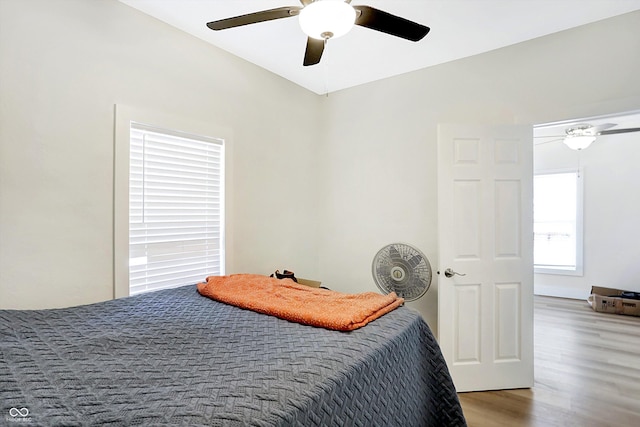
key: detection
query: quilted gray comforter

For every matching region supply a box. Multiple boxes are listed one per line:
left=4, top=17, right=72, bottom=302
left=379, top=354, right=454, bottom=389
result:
left=0, top=285, right=466, bottom=426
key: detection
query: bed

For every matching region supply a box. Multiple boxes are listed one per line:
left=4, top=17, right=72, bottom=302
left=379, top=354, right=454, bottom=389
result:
left=0, top=283, right=466, bottom=426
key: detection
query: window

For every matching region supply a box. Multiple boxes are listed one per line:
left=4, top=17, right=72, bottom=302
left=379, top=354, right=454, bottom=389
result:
left=127, top=123, right=225, bottom=294
left=533, top=170, right=583, bottom=275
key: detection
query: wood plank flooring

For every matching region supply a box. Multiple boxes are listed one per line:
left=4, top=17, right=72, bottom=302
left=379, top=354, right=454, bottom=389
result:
left=458, top=295, right=640, bottom=427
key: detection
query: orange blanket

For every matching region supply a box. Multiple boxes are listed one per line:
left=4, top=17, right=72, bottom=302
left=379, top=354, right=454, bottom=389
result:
left=197, top=274, right=404, bottom=331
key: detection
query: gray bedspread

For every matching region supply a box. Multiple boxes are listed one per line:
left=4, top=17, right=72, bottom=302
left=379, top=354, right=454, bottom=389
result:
left=0, top=285, right=466, bottom=426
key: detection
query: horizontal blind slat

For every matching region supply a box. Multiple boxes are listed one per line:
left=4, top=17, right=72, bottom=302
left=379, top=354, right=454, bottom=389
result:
left=129, top=123, right=224, bottom=295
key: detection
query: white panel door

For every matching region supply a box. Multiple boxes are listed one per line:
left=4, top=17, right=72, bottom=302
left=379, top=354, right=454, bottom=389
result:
left=437, top=124, right=533, bottom=392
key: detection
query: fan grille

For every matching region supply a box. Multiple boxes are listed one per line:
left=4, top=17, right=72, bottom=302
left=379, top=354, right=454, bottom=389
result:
left=372, top=243, right=432, bottom=301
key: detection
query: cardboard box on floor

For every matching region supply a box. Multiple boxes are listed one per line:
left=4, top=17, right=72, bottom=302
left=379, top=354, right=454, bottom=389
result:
left=588, top=286, right=640, bottom=317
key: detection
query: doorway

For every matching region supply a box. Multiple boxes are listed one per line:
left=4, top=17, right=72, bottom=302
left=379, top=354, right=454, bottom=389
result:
left=533, top=110, right=640, bottom=299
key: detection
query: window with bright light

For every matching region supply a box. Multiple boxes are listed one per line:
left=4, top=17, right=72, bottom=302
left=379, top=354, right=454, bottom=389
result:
left=128, top=123, right=225, bottom=294
left=533, top=170, right=583, bottom=275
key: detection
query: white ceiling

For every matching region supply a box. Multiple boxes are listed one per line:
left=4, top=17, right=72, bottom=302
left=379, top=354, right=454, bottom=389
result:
left=119, top=0, right=640, bottom=95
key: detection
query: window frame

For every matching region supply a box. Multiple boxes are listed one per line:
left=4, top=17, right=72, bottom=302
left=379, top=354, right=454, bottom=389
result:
left=114, top=105, right=232, bottom=298
left=533, top=168, right=584, bottom=276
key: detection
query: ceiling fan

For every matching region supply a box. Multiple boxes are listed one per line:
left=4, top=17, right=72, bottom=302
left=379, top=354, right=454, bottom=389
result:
left=206, top=0, right=430, bottom=66
left=535, top=123, right=640, bottom=150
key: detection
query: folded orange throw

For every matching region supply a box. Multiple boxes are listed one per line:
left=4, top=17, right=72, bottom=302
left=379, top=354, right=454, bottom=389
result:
left=197, top=274, right=404, bottom=331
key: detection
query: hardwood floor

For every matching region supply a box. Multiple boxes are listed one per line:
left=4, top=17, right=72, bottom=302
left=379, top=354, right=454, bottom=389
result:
left=458, top=295, right=640, bottom=427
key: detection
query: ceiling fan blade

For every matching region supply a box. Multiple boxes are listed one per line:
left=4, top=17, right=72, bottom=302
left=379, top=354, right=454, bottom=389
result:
left=533, top=135, right=566, bottom=139
left=598, top=127, right=640, bottom=136
left=534, top=138, right=565, bottom=146
left=206, top=7, right=301, bottom=31
left=353, top=6, right=430, bottom=41
left=591, top=123, right=617, bottom=132
left=303, top=37, right=325, bottom=66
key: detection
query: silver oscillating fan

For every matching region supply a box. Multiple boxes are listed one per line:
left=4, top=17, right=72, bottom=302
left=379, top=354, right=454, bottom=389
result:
left=372, top=243, right=432, bottom=301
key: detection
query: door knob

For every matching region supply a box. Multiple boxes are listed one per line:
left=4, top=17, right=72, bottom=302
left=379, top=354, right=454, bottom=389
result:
left=444, top=268, right=466, bottom=278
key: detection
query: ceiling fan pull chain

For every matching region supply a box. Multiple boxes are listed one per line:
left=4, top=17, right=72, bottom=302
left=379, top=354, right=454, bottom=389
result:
left=578, top=152, right=582, bottom=178
left=324, top=38, right=330, bottom=96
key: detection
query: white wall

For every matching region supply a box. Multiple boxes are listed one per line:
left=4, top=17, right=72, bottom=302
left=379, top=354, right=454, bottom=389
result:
left=0, top=0, right=323, bottom=309
left=534, top=130, right=640, bottom=299
left=317, top=11, right=640, bottom=330
left=1, top=0, right=640, bottom=334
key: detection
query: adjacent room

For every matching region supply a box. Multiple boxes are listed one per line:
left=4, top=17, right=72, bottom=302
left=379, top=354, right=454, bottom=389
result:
left=533, top=111, right=640, bottom=300
left=1, top=0, right=640, bottom=425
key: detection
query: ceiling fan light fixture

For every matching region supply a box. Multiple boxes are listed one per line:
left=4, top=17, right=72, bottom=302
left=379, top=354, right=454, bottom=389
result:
left=299, top=0, right=356, bottom=40
left=563, top=135, right=596, bottom=150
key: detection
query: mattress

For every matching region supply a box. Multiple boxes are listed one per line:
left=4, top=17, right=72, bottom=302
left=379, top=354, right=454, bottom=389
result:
left=0, top=284, right=466, bottom=426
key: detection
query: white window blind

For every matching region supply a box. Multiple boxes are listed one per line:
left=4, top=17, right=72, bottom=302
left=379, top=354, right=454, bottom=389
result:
left=129, top=123, right=224, bottom=295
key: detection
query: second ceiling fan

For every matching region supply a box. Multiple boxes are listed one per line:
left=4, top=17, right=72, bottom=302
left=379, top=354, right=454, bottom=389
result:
left=206, top=0, right=430, bottom=66
left=535, top=123, right=640, bottom=150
